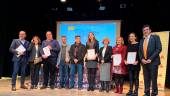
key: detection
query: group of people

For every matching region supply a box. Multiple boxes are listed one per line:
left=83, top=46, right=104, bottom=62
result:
left=9, top=24, right=162, bottom=96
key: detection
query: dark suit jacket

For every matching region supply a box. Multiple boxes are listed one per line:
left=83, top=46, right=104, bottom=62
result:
left=40, top=39, right=60, bottom=65
left=85, top=40, right=99, bottom=62
left=69, top=43, right=86, bottom=64
left=9, top=39, right=30, bottom=62
left=28, top=43, right=41, bottom=62
left=98, top=46, right=112, bottom=63
left=139, top=34, right=162, bottom=65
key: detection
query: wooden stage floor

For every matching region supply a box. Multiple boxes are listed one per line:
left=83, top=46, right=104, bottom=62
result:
left=0, top=78, right=169, bottom=96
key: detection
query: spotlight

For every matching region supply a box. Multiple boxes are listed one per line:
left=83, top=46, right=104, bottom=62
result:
left=61, top=0, right=66, bottom=3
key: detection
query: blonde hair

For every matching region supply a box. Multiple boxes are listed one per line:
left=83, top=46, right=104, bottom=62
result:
left=116, top=37, right=124, bottom=45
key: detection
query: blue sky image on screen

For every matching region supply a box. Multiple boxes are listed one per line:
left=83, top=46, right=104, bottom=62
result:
left=58, top=22, right=117, bottom=47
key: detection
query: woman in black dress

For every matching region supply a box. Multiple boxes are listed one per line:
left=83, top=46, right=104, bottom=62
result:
left=125, top=33, right=140, bottom=96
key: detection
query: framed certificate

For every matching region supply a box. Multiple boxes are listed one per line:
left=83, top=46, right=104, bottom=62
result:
left=87, top=49, right=95, bottom=60
left=113, top=54, right=122, bottom=66
left=127, top=52, right=137, bottom=64
left=43, top=46, right=51, bottom=57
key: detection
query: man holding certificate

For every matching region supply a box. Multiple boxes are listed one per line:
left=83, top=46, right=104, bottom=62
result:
left=139, top=25, right=162, bottom=96
left=85, top=32, right=99, bottom=91
left=125, top=33, right=140, bottom=96
left=40, top=31, right=60, bottom=89
left=112, top=37, right=127, bottom=94
left=9, top=31, right=30, bottom=91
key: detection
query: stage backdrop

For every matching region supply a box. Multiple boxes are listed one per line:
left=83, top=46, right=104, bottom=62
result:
left=56, top=20, right=121, bottom=47
left=56, top=20, right=121, bottom=88
left=139, top=31, right=170, bottom=90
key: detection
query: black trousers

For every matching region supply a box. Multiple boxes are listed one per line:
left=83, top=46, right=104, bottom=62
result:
left=143, top=64, right=158, bottom=95
left=87, top=68, right=97, bottom=88
left=30, top=63, right=41, bottom=86
left=128, top=69, right=139, bottom=92
left=43, top=59, right=56, bottom=87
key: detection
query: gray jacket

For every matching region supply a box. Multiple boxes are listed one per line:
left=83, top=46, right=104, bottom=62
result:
left=57, top=45, right=71, bottom=65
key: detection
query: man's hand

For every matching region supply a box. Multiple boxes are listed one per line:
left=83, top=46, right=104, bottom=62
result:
left=65, top=58, right=69, bottom=63
left=146, top=59, right=151, bottom=63
left=142, top=59, right=147, bottom=64
left=74, top=59, right=78, bottom=64
left=47, top=45, right=52, bottom=50
left=42, top=55, right=48, bottom=59
left=17, top=51, right=24, bottom=55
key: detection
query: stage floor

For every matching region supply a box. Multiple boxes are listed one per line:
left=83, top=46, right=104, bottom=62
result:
left=0, top=78, right=169, bottom=96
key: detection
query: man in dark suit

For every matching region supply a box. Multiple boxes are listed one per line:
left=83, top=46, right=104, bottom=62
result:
left=69, top=35, right=86, bottom=90
left=139, top=25, right=162, bottom=96
left=40, top=31, right=60, bottom=89
left=9, top=31, right=30, bottom=91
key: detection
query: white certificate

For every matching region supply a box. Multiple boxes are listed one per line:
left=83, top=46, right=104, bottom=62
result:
left=113, top=54, right=122, bottom=66
left=87, top=49, right=95, bottom=60
left=16, top=45, right=26, bottom=52
left=127, top=52, right=137, bottom=64
left=43, top=46, right=51, bottom=57
left=16, top=45, right=26, bottom=57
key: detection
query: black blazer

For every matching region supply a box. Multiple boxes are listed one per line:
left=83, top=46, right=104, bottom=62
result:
left=98, top=46, right=112, bottom=63
left=28, top=43, right=41, bottom=62
left=69, top=43, right=86, bottom=64
left=85, top=40, right=99, bottom=61
left=139, top=34, right=162, bottom=65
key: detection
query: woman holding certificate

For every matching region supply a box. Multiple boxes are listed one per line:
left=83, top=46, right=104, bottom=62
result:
left=125, top=33, right=140, bottom=96
left=28, top=36, right=42, bottom=89
left=112, top=37, right=127, bottom=94
left=85, top=32, right=99, bottom=91
left=98, top=38, right=112, bottom=93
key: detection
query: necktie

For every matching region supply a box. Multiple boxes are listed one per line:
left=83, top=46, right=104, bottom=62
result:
left=143, top=37, right=148, bottom=59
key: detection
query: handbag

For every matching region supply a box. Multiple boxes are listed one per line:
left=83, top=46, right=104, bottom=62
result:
left=34, top=57, right=42, bottom=64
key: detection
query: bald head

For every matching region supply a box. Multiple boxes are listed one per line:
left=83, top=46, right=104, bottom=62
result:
left=19, top=31, right=26, bottom=40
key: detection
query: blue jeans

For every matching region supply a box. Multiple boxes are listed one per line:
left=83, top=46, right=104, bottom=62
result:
left=70, top=64, right=83, bottom=88
left=12, top=61, right=27, bottom=87
left=59, top=60, right=69, bottom=87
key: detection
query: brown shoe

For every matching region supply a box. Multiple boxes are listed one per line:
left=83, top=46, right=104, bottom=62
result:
left=20, top=85, right=28, bottom=89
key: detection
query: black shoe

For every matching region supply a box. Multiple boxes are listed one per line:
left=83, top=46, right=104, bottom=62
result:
left=11, top=86, right=16, bottom=91
left=133, top=90, right=138, bottom=96
left=87, top=87, right=91, bottom=91
left=40, top=86, right=47, bottom=89
left=30, top=85, right=34, bottom=89
left=34, top=85, right=38, bottom=89
left=91, top=88, right=94, bottom=91
left=126, top=90, right=133, bottom=96
left=20, top=85, right=28, bottom=89
left=50, top=86, right=55, bottom=89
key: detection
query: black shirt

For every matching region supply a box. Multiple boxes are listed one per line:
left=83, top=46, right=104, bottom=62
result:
left=126, top=43, right=141, bottom=71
